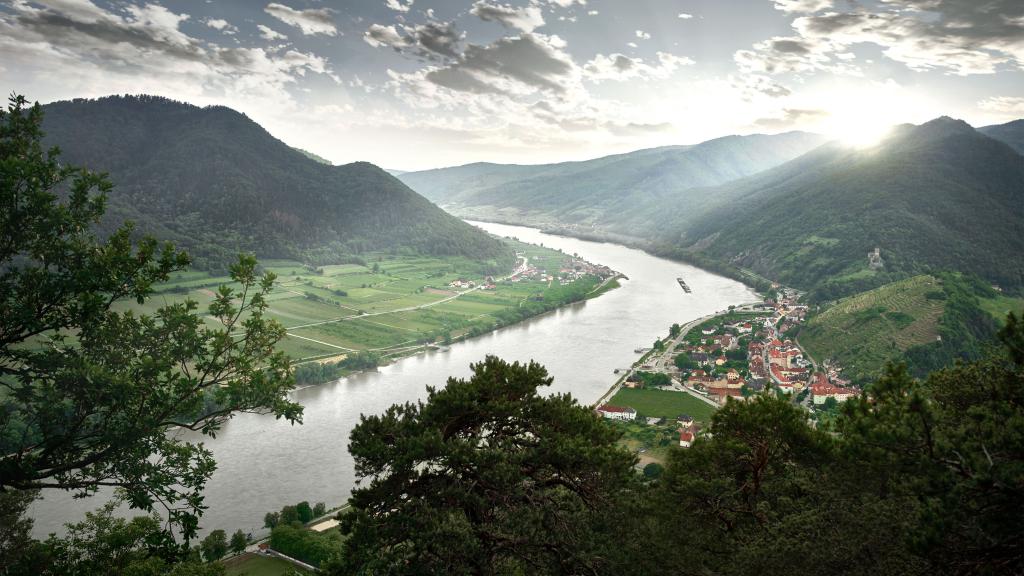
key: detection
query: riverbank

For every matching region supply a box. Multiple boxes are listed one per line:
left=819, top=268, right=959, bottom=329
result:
left=460, top=216, right=775, bottom=294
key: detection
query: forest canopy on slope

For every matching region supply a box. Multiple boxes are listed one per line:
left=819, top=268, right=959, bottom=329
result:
left=40, top=95, right=513, bottom=272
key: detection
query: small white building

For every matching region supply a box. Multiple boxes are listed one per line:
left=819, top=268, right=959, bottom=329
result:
left=597, top=404, right=637, bottom=421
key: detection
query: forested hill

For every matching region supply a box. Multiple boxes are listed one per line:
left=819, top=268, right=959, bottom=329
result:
left=40, top=95, right=511, bottom=271
left=397, top=131, right=827, bottom=229
left=656, top=116, right=1024, bottom=300
left=980, top=119, right=1024, bottom=155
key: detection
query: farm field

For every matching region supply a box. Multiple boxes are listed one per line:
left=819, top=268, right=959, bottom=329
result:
left=608, top=388, right=717, bottom=422
left=144, top=238, right=618, bottom=371
left=799, top=275, right=945, bottom=382
left=979, top=293, right=1024, bottom=323
left=223, top=553, right=311, bottom=576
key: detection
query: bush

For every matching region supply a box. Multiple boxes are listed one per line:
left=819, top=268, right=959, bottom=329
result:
left=269, top=524, right=343, bottom=567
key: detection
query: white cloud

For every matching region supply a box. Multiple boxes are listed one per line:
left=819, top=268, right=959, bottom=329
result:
left=257, top=24, right=287, bottom=41
left=772, top=0, right=831, bottom=13
left=583, top=52, right=693, bottom=82
left=978, top=96, right=1024, bottom=116
left=264, top=3, right=337, bottom=36
left=385, top=0, right=414, bottom=12
left=635, top=30, right=651, bottom=40
left=735, top=35, right=860, bottom=75
left=0, top=0, right=338, bottom=109
left=470, top=1, right=545, bottom=33
left=205, top=18, right=237, bottom=34
left=587, top=10, right=599, bottom=16
left=745, top=1, right=1024, bottom=77
left=678, top=13, right=694, bottom=19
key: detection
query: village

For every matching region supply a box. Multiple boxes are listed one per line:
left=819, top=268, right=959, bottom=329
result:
left=447, top=250, right=617, bottom=291
left=595, top=287, right=859, bottom=453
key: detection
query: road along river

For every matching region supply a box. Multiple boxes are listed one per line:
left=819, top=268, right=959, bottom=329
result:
left=29, top=221, right=756, bottom=537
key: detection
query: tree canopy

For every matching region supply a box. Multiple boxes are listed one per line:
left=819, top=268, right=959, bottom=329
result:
left=0, top=93, right=301, bottom=551
left=333, top=356, right=637, bottom=575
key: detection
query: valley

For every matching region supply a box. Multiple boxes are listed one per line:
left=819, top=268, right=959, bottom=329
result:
left=27, top=222, right=756, bottom=539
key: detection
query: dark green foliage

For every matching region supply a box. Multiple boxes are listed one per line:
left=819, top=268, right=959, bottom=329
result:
left=229, top=530, right=247, bottom=554
left=313, top=502, right=327, bottom=517
left=39, top=95, right=513, bottom=271
left=199, top=530, right=227, bottom=562
left=0, top=95, right=301, bottom=539
left=334, top=356, right=637, bottom=575
left=280, top=506, right=299, bottom=525
left=903, top=273, right=1000, bottom=377
left=631, top=371, right=671, bottom=387
left=263, top=512, right=280, bottom=529
left=269, top=524, right=342, bottom=568
left=0, top=490, right=37, bottom=571
left=296, top=502, right=314, bottom=524
left=674, top=352, right=698, bottom=370
left=642, top=463, right=663, bottom=480
left=7, top=503, right=225, bottom=576
left=293, top=351, right=382, bottom=386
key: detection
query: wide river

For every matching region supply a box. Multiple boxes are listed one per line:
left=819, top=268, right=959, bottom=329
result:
left=30, top=221, right=755, bottom=537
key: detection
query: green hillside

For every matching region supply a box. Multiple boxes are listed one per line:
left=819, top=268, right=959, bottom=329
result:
left=40, top=95, right=512, bottom=271
left=660, top=117, right=1024, bottom=300
left=800, top=275, right=946, bottom=382
left=398, top=132, right=827, bottom=230
left=800, top=273, right=1020, bottom=383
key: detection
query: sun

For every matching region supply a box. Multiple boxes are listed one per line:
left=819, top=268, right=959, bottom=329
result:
left=833, top=119, right=892, bottom=148
left=805, top=80, right=936, bottom=149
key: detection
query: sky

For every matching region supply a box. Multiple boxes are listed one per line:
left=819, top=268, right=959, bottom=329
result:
left=1, top=0, right=1022, bottom=170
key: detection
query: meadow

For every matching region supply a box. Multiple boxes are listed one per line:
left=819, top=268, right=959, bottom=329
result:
left=134, top=239, right=616, bottom=373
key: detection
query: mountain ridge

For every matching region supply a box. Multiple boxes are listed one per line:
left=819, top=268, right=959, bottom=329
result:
left=397, top=131, right=828, bottom=230
left=657, top=116, right=1024, bottom=299
left=39, top=95, right=512, bottom=271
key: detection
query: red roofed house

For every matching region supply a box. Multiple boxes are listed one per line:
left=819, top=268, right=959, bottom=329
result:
left=810, top=377, right=858, bottom=405
left=597, top=404, right=637, bottom=421
left=679, top=429, right=695, bottom=448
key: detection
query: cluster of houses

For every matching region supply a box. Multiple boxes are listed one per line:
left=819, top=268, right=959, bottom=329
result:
left=448, top=278, right=477, bottom=289
left=449, top=254, right=617, bottom=293
left=595, top=288, right=862, bottom=453
left=675, top=290, right=861, bottom=409
left=595, top=405, right=701, bottom=450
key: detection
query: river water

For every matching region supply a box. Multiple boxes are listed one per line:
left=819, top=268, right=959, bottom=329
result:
left=29, top=221, right=755, bottom=537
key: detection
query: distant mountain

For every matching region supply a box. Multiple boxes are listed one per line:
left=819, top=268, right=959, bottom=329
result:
left=40, top=95, right=511, bottom=271
left=385, top=169, right=409, bottom=176
left=657, top=117, right=1024, bottom=299
left=979, top=119, right=1024, bottom=155
left=397, top=132, right=828, bottom=230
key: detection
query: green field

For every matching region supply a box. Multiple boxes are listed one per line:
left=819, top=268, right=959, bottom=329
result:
left=223, top=553, right=311, bottom=576
left=979, top=293, right=1024, bottom=323
left=608, top=388, right=717, bottom=422
left=800, top=275, right=945, bottom=381
left=139, top=239, right=616, bottom=371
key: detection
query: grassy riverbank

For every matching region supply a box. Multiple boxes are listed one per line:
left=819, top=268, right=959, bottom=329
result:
left=121, top=237, right=619, bottom=381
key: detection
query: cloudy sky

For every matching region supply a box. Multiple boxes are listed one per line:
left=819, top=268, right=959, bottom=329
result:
left=1, top=0, right=1022, bottom=169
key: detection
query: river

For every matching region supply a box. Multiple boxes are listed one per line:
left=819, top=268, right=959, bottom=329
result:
left=29, top=221, right=756, bottom=537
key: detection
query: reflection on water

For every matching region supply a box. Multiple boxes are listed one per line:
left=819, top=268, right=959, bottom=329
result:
left=30, top=221, right=756, bottom=537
